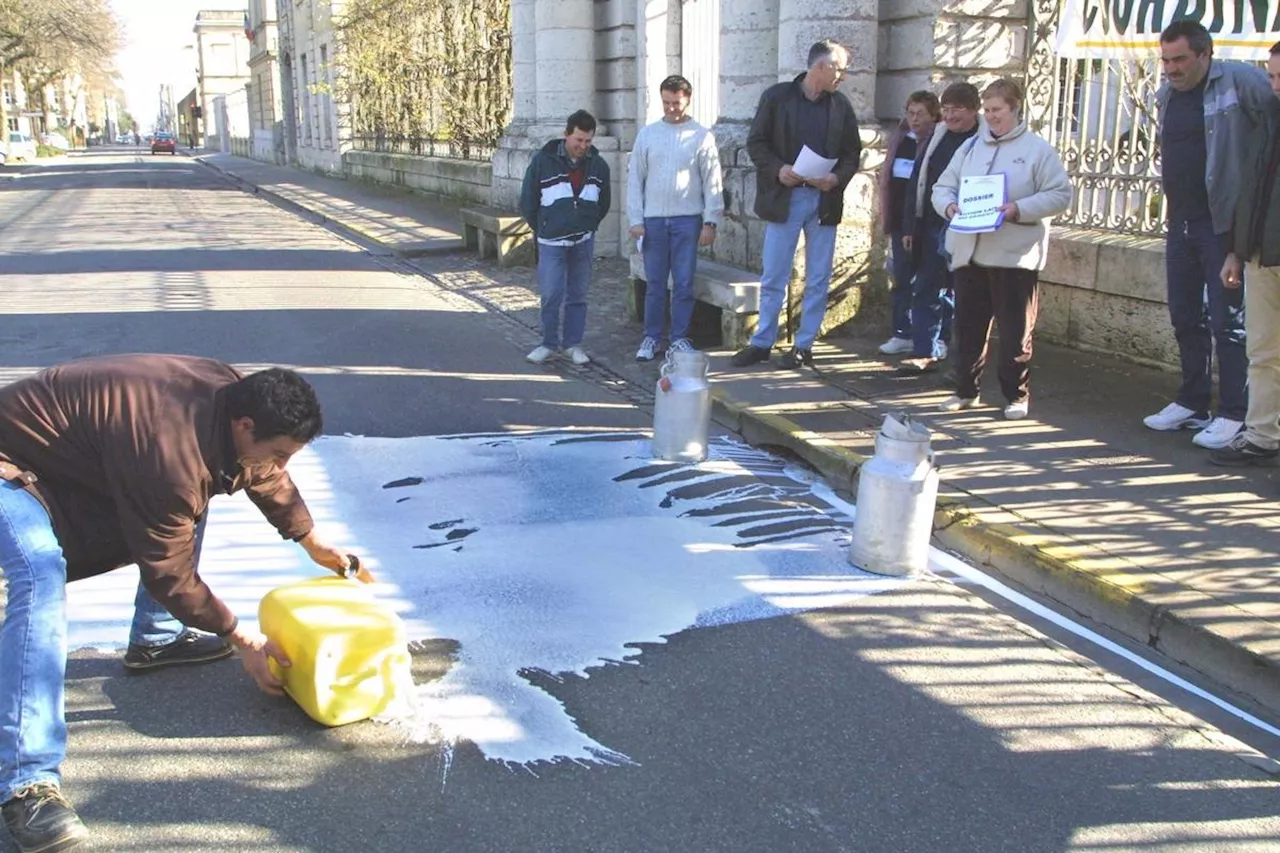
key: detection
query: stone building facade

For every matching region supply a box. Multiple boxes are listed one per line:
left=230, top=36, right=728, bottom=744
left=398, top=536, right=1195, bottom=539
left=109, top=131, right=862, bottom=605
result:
left=194, top=10, right=254, bottom=149
left=247, top=0, right=286, bottom=163
left=490, top=0, right=1029, bottom=331
left=278, top=0, right=346, bottom=173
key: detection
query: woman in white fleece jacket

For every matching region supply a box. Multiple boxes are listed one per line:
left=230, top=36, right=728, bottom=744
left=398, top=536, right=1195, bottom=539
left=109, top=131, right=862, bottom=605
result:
left=931, top=78, right=1072, bottom=419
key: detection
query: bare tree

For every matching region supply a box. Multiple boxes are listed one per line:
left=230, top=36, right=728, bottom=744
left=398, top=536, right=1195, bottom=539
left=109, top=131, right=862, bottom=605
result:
left=0, top=0, right=121, bottom=135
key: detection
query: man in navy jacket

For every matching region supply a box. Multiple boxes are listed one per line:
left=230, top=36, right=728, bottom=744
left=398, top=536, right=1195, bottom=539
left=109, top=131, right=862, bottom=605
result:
left=520, top=110, right=612, bottom=366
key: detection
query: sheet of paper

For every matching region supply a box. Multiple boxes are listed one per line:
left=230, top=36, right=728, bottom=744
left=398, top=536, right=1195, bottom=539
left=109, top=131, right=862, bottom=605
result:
left=891, top=157, right=915, bottom=179
left=949, top=173, right=1007, bottom=233
left=793, top=145, right=838, bottom=180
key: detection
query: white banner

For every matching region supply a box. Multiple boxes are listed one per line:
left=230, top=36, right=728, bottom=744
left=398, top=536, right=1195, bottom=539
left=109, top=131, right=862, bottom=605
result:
left=1056, top=0, right=1280, bottom=59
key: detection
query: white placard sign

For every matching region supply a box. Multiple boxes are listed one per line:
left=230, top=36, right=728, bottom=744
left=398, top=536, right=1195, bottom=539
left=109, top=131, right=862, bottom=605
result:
left=949, top=174, right=1007, bottom=234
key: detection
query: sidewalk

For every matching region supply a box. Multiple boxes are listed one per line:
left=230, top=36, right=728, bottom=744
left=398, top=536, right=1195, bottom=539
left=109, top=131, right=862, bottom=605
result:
left=197, top=153, right=1280, bottom=716
left=197, top=152, right=462, bottom=256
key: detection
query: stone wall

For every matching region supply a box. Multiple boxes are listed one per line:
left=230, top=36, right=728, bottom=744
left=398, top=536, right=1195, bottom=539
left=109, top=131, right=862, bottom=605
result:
left=877, top=0, right=1028, bottom=120
left=1039, top=229, right=1177, bottom=367
left=343, top=151, right=492, bottom=206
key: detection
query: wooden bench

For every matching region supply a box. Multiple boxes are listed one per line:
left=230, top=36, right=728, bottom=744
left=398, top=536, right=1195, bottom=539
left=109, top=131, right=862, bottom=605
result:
left=629, top=255, right=761, bottom=348
left=459, top=206, right=534, bottom=267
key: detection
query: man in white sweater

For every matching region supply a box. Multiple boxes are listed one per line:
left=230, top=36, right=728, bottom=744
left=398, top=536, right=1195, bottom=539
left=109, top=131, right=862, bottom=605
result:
left=627, top=75, right=725, bottom=361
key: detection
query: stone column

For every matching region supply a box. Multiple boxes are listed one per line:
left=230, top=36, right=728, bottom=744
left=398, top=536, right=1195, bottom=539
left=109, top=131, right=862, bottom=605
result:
left=716, top=0, right=778, bottom=140
left=636, top=0, right=682, bottom=127
left=777, top=0, right=876, bottom=118
left=510, top=0, right=538, bottom=127
left=709, top=0, right=779, bottom=270
left=535, top=0, right=597, bottom=125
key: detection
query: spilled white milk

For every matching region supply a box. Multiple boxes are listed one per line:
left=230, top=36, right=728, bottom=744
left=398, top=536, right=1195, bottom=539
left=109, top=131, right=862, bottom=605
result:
left=64, top=431, right=905, bottom=765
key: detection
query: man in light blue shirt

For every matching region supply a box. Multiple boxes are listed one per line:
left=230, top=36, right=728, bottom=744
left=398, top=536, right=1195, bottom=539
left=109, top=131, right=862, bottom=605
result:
left=627, top=75, right=725, bottom=361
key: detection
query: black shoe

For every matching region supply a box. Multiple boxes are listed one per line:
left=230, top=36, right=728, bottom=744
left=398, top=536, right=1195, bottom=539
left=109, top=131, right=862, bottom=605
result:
left=730, top=345, right=771, bottom=367
left=123, top=629, right=234, bottom=672
left=777, top=348, right=813, bottom=369
left=2, top=783, right=89, bottom=853
left=1209, top=436, right=1280, bottom=467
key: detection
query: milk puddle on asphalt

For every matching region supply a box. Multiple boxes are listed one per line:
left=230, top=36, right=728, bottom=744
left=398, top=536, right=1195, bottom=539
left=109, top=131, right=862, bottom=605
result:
left=63, top=430, right=1279, bottom=769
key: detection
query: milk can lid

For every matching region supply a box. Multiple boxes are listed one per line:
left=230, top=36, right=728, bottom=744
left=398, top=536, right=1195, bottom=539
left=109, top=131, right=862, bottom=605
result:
left=881, top=411, right=931, bottom=442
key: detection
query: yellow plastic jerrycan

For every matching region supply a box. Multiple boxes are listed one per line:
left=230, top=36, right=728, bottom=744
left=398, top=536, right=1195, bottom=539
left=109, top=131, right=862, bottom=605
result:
left=258, top=573, right=413, bottom=727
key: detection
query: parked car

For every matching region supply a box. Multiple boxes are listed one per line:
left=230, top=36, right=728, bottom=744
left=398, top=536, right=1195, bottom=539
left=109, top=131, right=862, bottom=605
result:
left=151, top=132, right=176, bottom=155
left=4, top=132, right=38, bottom=162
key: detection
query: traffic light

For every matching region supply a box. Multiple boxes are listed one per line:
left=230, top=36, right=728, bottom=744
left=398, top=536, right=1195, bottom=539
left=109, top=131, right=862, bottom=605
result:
left=192, top=105, right=203, bottom=119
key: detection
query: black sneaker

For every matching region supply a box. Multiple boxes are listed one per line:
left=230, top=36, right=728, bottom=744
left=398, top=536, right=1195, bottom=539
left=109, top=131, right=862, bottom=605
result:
left=2, top=782, right=89, bottom=853
left=730, top=345, right=771, bottom=367
left=1209, top=435, right=1280, bottom=467
left=778, top=348, right=813, bottom=369
left=123, top=629, right=234, bottom=672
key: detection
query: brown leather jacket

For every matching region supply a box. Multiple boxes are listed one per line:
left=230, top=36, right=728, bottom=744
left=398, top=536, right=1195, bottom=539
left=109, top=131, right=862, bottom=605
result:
left=0, top=354, right=313, bottom=634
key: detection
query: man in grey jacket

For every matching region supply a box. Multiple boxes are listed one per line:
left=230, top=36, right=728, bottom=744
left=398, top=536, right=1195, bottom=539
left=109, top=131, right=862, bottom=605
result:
left=1143, top=20, right=1277, bottom=449
left=1216, top=41, right=1280, bottom=466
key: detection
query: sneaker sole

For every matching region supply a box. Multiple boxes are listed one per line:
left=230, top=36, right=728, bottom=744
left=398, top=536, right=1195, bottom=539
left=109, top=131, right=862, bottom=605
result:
left=1144, top=418, right=1212, bottom=432
left=1209, top=453, right=1279, bottom=467
left=17, top=825, right=89, bottom=853
left=122, top=646, right=235, bottom=672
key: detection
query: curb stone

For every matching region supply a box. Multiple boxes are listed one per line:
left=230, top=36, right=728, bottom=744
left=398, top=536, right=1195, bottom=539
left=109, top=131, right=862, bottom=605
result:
left=712, top=389, right=1280, bottom=715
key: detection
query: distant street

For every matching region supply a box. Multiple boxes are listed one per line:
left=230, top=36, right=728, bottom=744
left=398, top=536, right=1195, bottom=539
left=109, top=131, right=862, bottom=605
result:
left=1, top=149, right=1278, bottom=853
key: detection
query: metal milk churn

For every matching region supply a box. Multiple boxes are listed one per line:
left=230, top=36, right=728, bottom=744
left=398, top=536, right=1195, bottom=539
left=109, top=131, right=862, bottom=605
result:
left=652, top=349, right=712, bottom=462
left=848, top=412, right=940, bottom=577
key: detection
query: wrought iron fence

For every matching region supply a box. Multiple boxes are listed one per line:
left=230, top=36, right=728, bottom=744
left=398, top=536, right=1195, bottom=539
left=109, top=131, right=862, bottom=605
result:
left=1025, top=0, right=1166, bottom=237
left=349, top=133, right=495, bottom=162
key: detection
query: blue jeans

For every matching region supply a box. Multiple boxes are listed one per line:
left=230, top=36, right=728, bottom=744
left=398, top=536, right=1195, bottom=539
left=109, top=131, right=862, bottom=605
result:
left=536, top=236, right=594, bottom=349
left=889, top=233, right=914, bottom=338
left=751, top=188, right=839, bottom=350
left=0, top=483, right=183, bottom=801
left=642, top=215, right=702, bottom=342
left=1166, top=215, right=1248, bottom=420
left=912, top=223, right=955, bottom=359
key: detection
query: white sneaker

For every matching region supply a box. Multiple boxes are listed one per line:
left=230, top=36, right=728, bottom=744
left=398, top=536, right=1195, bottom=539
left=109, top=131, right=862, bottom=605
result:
left=668, top=338, right=695, bottom=354
left=636, top=336, right=659, bottom=361
left=1143, top=402, right=1210, bottom=431
left=1003, top=400, right=1029, bottom=420
left=568, top=346, right=590, bottom=365
left=879, top=336, right=913, bottom=355
left=939, top=395, right=979, bottom=412
left=526, top=345, right=555, bottom=364
left=1191, top=416, right=1244, bottom=449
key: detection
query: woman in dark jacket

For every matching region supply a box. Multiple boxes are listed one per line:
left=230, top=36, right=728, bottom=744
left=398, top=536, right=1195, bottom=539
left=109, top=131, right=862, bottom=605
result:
left=878, top=91, right=941, bottom=355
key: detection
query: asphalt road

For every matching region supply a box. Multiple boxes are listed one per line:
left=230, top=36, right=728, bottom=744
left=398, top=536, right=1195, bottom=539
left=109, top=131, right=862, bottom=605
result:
left=1, top=149, right=1278, bottom=853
